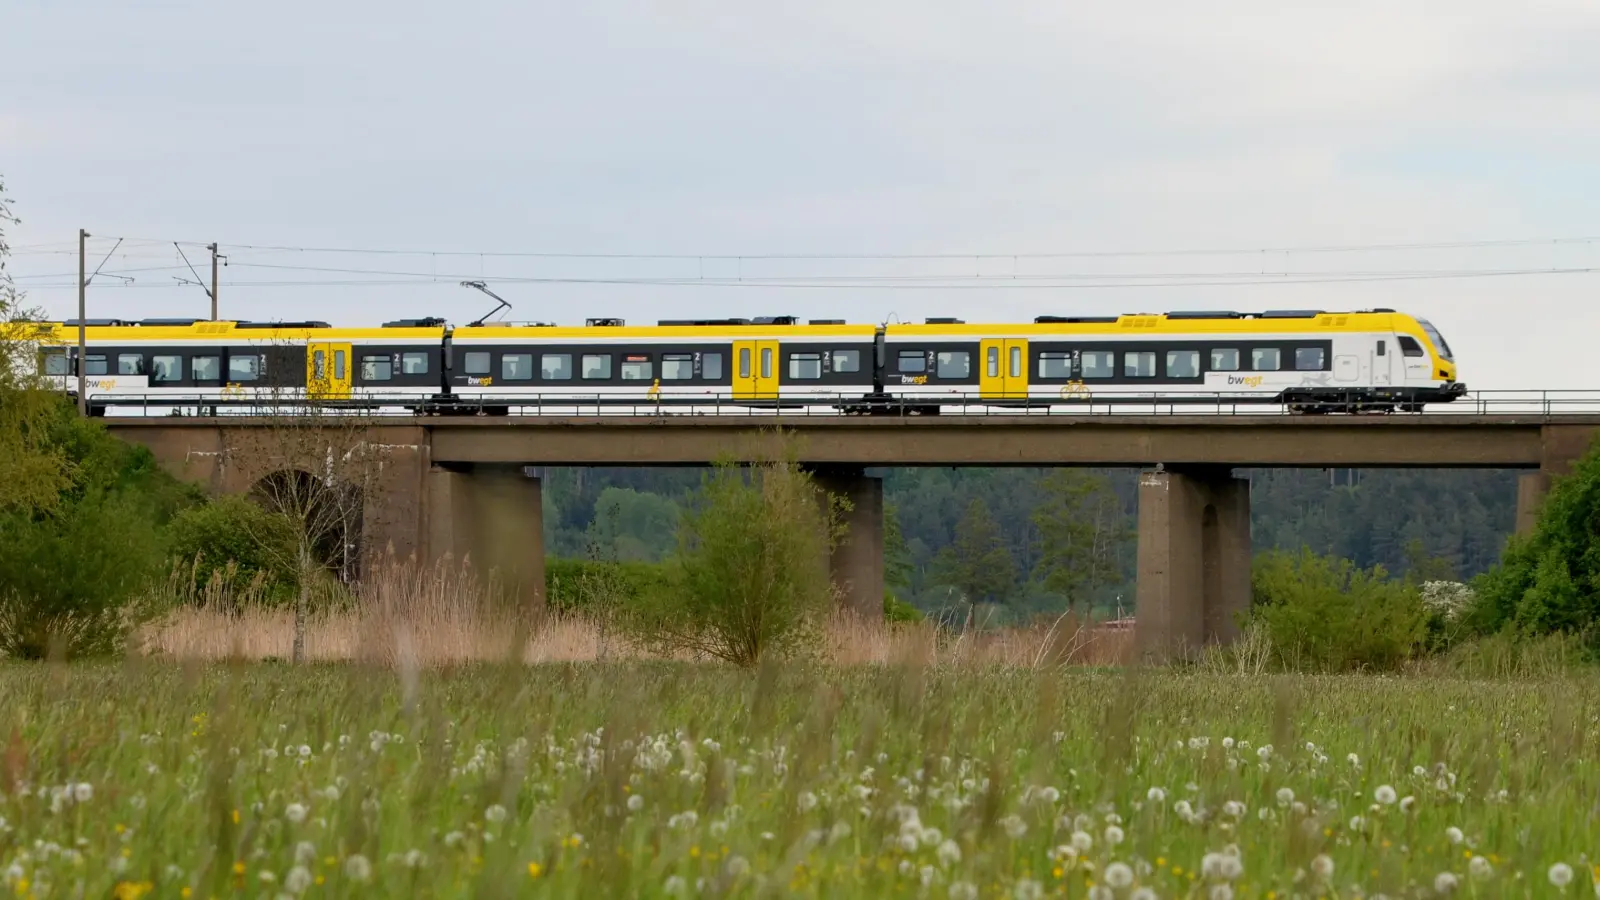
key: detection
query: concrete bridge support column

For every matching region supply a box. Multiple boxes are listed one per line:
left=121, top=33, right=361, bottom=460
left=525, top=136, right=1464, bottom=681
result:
left=427, top=463, right=545, bottom=610
left=1515, top=472, right=1553, bottom=537
left=1135, top=466, right=1251, bottom=661
left=810, top=466, right=885, bottom=619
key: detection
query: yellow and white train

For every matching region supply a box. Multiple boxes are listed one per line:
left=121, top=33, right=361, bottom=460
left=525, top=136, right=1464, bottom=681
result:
left=32, top=307, right=1463, bottom=414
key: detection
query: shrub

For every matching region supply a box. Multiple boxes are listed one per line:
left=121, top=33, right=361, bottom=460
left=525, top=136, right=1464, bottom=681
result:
left=883, top=592, right=925, bottom=624
left=545, top=557, right=677, bottom=615
left=1471, top=439, right=1600, bottom=638
left=618, top=448, right=841, bottom=666
left=1248, top=548, right=1428, bottom=672
left=166, top=495, right=299, bottom=606
left=0, top=408, right=199, bottom=658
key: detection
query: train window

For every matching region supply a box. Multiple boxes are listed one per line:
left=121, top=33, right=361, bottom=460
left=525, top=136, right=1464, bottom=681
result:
left=738, top=348, right=751, bottom=379
left=582, top=354, right=613, bottom=380
left=897, top=350, right=926, bottom=374
left=503, top=354, right=535, bottom=380
left=360, top=356, right=392, bottom=381
left=41, top=352, right=69, bottom=376
left=987, top=347, right=1000, bottom=378
left=1081, top=350, right=1115, bottom=379
left=834, top=349, right=861, bottom=373
left=1166, top=350, right=1200, bottom=378
left=312, top=350, right=326, bottom=380
left=621, top=356, right=653, bottom=381
left=1210, top=348, right=1240, bottom=371
left=662, top=354, right=695, bottom=380
left=464, top=352, right=491, bottom=375
left=1039, top=352, right=1073, bottom=378
left=402, top=352, right=430, bottom=375
left=152, top=356, right=183, bottom=383
left=703, top=352, right=723, bottom=380
left=1397, top=335, right=1425, bottom=358
left=1124, top=351, right=1156, bottom=378
left=334, top=350, right=346, bottom=380
left=760, top=347, right=773, bottom=379
left=789, top=353, right=823, bottom=380
left=1295, top=347, right=1325, bottom=371
left=1376, top=340, right=1386, bottom=357
left=937, top=351, right=970, bottom=379
left=230, top=355, right=263, bottom=382
left=1010, top=346, right=1022, bottom=378
left=193, top=356, right=220, bottom=381
left=1251, top=348, right=1281, bottom=371
left=118, top=354, right=146, bottom=375
left=539, top=353, right=570, bottom=380
left=85, top=355, right=108, bottom=376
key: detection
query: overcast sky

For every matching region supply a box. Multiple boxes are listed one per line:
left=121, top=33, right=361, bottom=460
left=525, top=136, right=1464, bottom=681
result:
left=5, top=1, right=1600, bottom=391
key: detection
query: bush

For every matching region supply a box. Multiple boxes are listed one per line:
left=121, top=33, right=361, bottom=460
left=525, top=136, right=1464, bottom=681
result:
left=1471, top=440, right=1600, bottom=638
left=1248, top=548, right=1428, bottom=672
left=618, top=449, right=840, bottom=666
left=166, top=495, right=299, bottom=606
left=545, top=557, right=677, bottom=615
left=883, top=592, right=925, bottom=624
left=0, top=406, right=200, bottom=658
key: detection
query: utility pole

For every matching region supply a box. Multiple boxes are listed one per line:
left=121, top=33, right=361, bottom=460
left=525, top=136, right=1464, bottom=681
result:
left=77, top=228, right=88, bottom=416
left=207, top=242, right=219, bottom=320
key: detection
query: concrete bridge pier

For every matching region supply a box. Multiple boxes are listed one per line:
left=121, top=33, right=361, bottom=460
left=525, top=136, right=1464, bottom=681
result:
left=810, top=466, right=885, bottom=619
left=1515, top=472, right=1552, bottom=536
left=426, top=463, right=545, bottom=610
left=1135, top=465, right=1251, bottom=661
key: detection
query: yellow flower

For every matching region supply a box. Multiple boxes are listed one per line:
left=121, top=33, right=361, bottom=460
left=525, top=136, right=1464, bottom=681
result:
left=114, top=824, right=127, bottom=835
left=112, top=881, right=153, bottom=900
left=230, top=810, right=239, bottom=825
left=121, top=848, right=131, bottom=859
left=314, top=876, right=325, bottom=886
left=231, top=862, right=245, bottom=876
left=1053, top=867, right=1065, bottom=879
left=690, top=846, right=701, bottom=859
left=1156, top=858, right=1166, bottom=867
left=180, top=889, right=191, bottom=900
left=527, top=862, right=543, bottom=879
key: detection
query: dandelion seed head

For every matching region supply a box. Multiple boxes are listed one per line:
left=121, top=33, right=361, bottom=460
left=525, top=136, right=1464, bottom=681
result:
left=1549, top=863, right=1574, bottom=888
left=1374, top=785, right=1398, bottom=805
left=1105, top=863, right=1133, bottom=889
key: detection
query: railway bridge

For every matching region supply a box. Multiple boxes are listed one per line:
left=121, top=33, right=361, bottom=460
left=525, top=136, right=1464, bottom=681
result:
left=104, top=409, right=1600, bottom=659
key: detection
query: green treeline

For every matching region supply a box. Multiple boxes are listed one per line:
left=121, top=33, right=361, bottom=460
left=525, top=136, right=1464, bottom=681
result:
left=539, top=466, right=1518, bottom=619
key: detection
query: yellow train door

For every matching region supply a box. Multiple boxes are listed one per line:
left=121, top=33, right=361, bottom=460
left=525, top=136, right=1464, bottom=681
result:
left=732, top=340, right=779, bottom=401
left=306, top=342, right=353, bottom=399
left=979, top=338, right=1029, bottom=400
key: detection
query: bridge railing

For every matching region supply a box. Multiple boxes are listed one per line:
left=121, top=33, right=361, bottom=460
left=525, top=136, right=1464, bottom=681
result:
left=85, top=389, right=1600, bottom=419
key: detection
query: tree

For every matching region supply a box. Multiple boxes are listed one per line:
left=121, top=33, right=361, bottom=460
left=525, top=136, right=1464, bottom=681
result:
left=0, top=174, right=74, bottom=516
left=884, top=501, right=913, bottom=600
left=1471, top=438, right=1600, bottom=638
left=223, top=344, right=383, bottom=663
left=620, top=440, right=843, bottom=666
left=1030, top=469, right=1131, bottom=611
left=930, top=497, right=1017, bottom=609
left=167, top=495, right=300, bottom=607
left=585, top=487, right=680, bottom=562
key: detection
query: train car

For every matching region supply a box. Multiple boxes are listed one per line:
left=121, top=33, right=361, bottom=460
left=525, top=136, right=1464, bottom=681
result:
left=879, top=308, right=1462, bottom=412
left=35, top=318, right=448, bottom=412
left=444, top=317, right=879, bottom=410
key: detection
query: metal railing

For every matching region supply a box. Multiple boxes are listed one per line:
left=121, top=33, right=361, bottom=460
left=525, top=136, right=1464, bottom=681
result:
left=87, top=389, right=1600, bottom=419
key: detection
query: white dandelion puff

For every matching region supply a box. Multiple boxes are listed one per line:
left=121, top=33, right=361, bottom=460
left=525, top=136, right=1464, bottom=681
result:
left=1434, top=872, right=1459, bottom=894
left=1104, top=863, right=1133, bottom=889
left=1468, top=856, right=1493, bottom=879
left=1374, top=785, right=1397, bottom=805
left=72, top=783, right=92, bottom=803
left=1013, top=878, right=1044, bottom=900
left=949, top=882, right=978, bottom=900
left=484, top=804, right=507, bottom=824
left=1445, top=826, right=1464, bottom=844
left=1147, top=787, right=1166, bottom=804
left=937, top=839, right=961, bottom=867
left=1311, top=854, right=1335, bottom=880
left=1275, top=788, right=1295, bottom=807
left=1132, top=890, right=1158, bottom=900
left=1104, top=825, right=1125, bottom=846
left=1000, top=814, right=1027, bottom=839
left=1070, top=831, right=1094, bottom=853
left=344, top=854, right=372, bottom=883
left=285, top=866, right=313, bottom=894
left=284, top=803, right=308, bottom=825
left=1549, top=863, right=1574, bottom=888
left=1210, top=886, right=1234, bottom=900
left=627, top=794, right=644, bottom=812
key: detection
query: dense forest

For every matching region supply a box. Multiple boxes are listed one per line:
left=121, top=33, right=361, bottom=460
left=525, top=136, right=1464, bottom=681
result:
left=541, top=466, right=1518, bottom=621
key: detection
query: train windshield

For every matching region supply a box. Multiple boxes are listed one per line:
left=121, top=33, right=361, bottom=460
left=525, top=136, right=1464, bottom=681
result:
left=1417, top=319, right=1453, bottom=361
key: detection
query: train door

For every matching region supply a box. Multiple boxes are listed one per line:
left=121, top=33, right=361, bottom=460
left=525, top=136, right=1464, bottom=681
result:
left=732, top=340, right=779, bottom=401
left=978, top=338, right=1029, bottom=400
left=306, top=342, right=353, bottom=399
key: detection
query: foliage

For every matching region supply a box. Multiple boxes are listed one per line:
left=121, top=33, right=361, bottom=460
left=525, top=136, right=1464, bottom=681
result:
left=0, top=405, right=201, bottom=658
left=882, top=592, right=924, bottom=623
left=0, top=176, right=74, bottom=516
left=1030, top=469, right=1130, bottom=610
left=584, top=486, right=681, bottom=562
left=165, top=495, right=300, bottom=605
left=619, top=449, right=840, bottom=666
left=2, top=664, right=1599, bottom=898
left=545, top=557, right=677, bottom=616
left=1249, top=548, right=1429, bottom=672
left=1470, top=442, right=1600, bottom=642
left=929, top=497, right=1017, bottom=607
left=883, top=501, right=913, bottom=599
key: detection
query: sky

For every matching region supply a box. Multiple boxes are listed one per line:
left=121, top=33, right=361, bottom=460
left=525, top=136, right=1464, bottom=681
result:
left=5, top=0, right=1600, bottom=391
